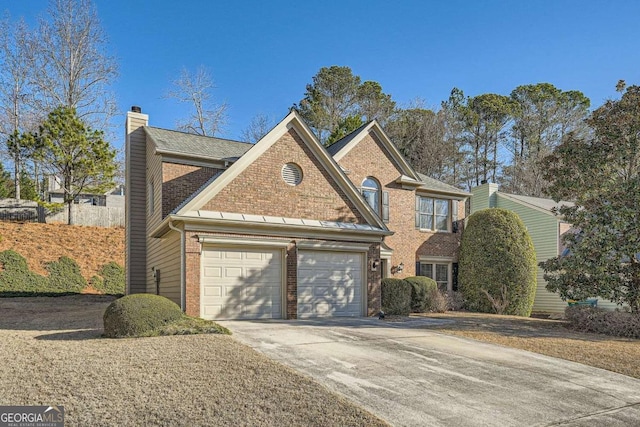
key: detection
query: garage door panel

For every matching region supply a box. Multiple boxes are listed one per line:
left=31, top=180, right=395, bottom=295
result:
left=202, top=286, right=222, bottom=297
left=201, top=246, right=282, bottom=320
left=203, top=266, right=222, bottom=277
left=297, top=250, right=363, bottom=318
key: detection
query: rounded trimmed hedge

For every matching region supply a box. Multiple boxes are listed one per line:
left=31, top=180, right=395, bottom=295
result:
left=459, top=208, right=537, bottom=316
left=381, top=278, right=412, bottom=315
left=103, top=294, right=184, bottom=338
left=404, top=276, right=437, bottom=312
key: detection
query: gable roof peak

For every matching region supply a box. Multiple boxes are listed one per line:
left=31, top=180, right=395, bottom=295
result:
left=174, top=110, right=389, bottom=231
left=328, top=120, right=421, bottom=181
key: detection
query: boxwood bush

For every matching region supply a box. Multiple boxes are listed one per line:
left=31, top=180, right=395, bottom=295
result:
left=381, top=278, right=411, bottom=315
left=45, top=256, right=87, bottom=293
left=91, top=262, right=125, bottom=295
left=0, top=250, right=48, bottom=294
left=459, top=208, right=537, bottom=316
left=103, top=294, right=184, bottom=338
left=404, top=276, right=437, bottom=312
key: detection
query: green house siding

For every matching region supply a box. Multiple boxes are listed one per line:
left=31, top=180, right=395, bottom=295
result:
left=470, top=185, right=622, bottom=312
left=494, top=196, right=566, bottom=312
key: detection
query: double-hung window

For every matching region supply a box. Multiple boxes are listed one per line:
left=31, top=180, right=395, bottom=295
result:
left=416, top=196, right=450, bottom=231
left=418, top=261, right=451, bottom=291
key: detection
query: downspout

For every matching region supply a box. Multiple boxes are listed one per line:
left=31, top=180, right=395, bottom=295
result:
left=168, top=220, right=186, bottom=312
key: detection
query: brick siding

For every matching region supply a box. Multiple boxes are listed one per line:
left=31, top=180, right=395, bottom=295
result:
left=202, top=128, right=365, bottom=223
left=337, top=131, right=466, bottom=278
left=162, top=163, right=221, bottom=217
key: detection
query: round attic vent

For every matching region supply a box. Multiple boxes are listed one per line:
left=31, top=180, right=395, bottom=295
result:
left=281, top=163, right=303, bottom=186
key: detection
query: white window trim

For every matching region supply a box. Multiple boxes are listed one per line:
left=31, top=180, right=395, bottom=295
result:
left=418, top=257, right=453, bottom=292
left=361, top=177, right=381, bottom=216
left=417, top=197, right=452, bottom=233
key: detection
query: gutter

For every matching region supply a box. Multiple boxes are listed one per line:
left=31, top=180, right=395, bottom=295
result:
left=168, top=220, right=186, bottom=312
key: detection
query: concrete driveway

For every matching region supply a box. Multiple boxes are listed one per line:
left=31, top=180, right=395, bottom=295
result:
left=221, top=317, right=640, bottom=427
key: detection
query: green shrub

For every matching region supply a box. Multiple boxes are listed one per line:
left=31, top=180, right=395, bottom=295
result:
left=93, top=262, right=125, bottom=295
left=381, top=278, right=411, bottom=316
left=103, top=294, right=184, bottom=338
left=405, top=276, right=437, bottom=312
left=565, top=306, right=640, bottom=338
left=45, top=256, right=87, bottom=293
left=459, top=209, right=537, bottom=316
left=0, top=250, right=48, bottom=294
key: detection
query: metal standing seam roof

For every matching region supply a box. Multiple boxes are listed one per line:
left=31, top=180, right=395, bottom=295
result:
left=182, top=210, right=384, bottom=231
left=144, top=127, right=253, bottom=161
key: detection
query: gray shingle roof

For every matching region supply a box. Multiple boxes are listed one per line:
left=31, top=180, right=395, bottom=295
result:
left=499, top=192, right=574, bottom=212
left=417, top=173, right=471, bottom=196
left=144, top=127, right=253, bottom=161
left=325, top=121, right=372, bottom=155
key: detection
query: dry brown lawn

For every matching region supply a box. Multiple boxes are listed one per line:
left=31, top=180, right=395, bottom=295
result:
left=0, top=296, right=387, bottom=427
left=418, top=311, right=640, bottom=379
left=0, top=222, right=124, bottom=280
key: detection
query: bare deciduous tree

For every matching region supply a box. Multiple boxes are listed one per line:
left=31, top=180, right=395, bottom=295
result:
left=165, top=66, right=228, bottom=137
left=30, top=0, right=118, bottom=128
left=240, top=113, right=274, bottom=143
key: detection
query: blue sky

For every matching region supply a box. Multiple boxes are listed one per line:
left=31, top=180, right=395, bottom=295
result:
left=3, top=0, right=640, bottom=148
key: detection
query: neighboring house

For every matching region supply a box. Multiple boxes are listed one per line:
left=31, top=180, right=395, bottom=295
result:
left=126, top=107, right=469, bottom=320
left=470, top=183, right=617, bottom=312
left=46, top=176, right=125, bottom=208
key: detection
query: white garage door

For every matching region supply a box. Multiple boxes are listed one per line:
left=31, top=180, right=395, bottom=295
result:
left=297, top=250, right=363, bottom=318
left=201, top=246, right=282, bottom=320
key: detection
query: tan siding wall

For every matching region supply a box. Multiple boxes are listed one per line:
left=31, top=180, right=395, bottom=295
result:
left=154, top=230, right=182, bottom=306
left=125, top=114, right=148, bottom=293
left=146, top=138, right=165, bottom=294
left=495, top=195, right=566, bottom=312
left=202, top=128, right=365, bottom=223
left=337, top=131, right=466, bottom=278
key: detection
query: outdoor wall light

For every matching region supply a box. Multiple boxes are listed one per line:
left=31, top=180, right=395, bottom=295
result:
left=392, top=262, right=404, bottom=274
left=371, top=259, right=380, bottom=271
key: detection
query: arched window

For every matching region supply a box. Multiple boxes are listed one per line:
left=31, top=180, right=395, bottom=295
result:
left=362, top=177, right=380, bottom=214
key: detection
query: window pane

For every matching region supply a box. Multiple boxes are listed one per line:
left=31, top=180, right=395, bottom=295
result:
left=435, top=214, right=448, bottom=231
left=420, top=263, right=433, bottom=278
left=436, top=264, right=448, bottom=282
left=362, top=178, right=379, bottom=190
left=363, top=189, right=379, bottom=213
left=435, top=199, right=448, bottom=215
left=419, top=213, right=433, bottom=230
left=419, top=197, right=433, bottom=214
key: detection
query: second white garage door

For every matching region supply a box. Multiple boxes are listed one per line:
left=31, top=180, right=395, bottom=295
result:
left=297, top=250, right=363, bottom=318
left=201, top=246, right=282, bottom=320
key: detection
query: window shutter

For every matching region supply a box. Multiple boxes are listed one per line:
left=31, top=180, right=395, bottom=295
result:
left=415, top=262, right=421, bottom=276
left=451, top=200, right=459, bottom=233
left=415, top=196, right=420, bottom=228
left=382, top=191, right=389, bottom=223
left=452, top=263, right=459, bottom=291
